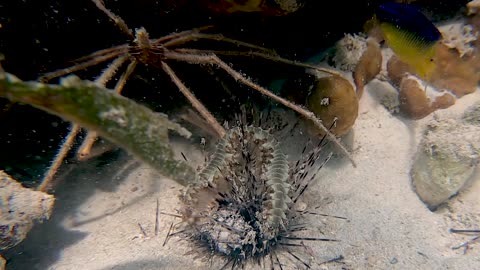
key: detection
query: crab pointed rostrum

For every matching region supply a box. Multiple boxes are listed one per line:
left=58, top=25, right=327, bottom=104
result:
left=177, top=124, right=338, bottom=269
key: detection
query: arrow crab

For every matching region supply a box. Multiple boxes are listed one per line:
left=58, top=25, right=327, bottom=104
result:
left=38, top=0, right=354, bottom=191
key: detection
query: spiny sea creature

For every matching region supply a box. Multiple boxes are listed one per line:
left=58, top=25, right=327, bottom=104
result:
left=37, top=0, right=355, bottom=192
left=168, top=123, right=343, bottom=269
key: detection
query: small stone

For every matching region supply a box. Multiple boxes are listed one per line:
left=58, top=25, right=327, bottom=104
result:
left=390, top=257, right=398, bottom=264
left=294, top=201, right=308, bottom=212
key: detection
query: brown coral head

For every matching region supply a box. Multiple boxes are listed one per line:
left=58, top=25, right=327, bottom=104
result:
left=387, top=55, right=413, bottom=87
left=429, top=44, right=479, bottom=98
left=399, top=76, right=455, bottom=120
left=306, top=75, right=358, bottom=137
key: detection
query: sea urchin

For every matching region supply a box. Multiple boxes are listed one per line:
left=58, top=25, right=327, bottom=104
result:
left=171, top=124, right=339, bottom=269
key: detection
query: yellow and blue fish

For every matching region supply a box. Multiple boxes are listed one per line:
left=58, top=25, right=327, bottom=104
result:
left=375, top=2, right=442, bottom=80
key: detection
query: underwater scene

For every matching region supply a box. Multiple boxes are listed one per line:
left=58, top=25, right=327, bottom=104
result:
left=1, top=0, right=480, bottom=269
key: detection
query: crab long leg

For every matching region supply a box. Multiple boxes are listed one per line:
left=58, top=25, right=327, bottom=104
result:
left=165, top=51, right=356, bottom=167
left=161, top=61, right=226, bottom=138
left=92, top=0, right=133, bottom=38
left=151, top=26, right=214, bottom=45
left=37, top=124, right=81, bottom=192
left=95, top=55, right=129, bottom=86
left=39, top=56, right=133, bottom=191
left=73, top=45, right=129, bottom=63
left=162, top=33, right=275, bottom=55
left=77, top=59, right=138, bottom=160
left=174, top=48, right=343, bottom=77
left=39, top=49, right=127, bottom=82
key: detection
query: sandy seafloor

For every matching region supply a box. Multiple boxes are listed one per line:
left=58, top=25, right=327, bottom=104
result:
left=4, top=76, right=480, bottom=270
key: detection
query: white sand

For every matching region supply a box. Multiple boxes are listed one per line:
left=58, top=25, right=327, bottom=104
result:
left=5, top=79, right=480, bottom=270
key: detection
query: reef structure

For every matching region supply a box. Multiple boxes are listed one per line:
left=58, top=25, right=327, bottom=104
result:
left=337, top=1, right=480, bottom=120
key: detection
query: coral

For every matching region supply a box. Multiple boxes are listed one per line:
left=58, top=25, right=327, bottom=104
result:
left=374, top=0, right=480, bottom=120
left=398, top=76, right=455, bottom=119
left=467, top=0, right=480, bottom=15
left=306, top=75, right=358, bottom=136
left=274, top=0, right=303, bottom=13
left=439, top=22, right=477, bottom=57
left=353, top=38, right=383, bottom=97
left=430, top=44, right=479, bottom=98
left=332, top=33, right=368, bottom=72
left=386, top=41, right=479, bottom=119
left=388, top=43, right=479, bottom=100
left=387, top=55, right=413, bottom=86
left=0, top=171, right=55, bottom=250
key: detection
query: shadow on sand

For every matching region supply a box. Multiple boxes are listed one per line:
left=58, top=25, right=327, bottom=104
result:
left=4, top=150, right=143, bottom=270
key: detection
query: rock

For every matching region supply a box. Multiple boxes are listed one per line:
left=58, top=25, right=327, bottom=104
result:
left=462, top=101, right=480, bottom=126
left=0, top=171, right=55, bottom=250
left=411, top=118, right=480, bottom=210
left=305, top=75, right=358, bottom=136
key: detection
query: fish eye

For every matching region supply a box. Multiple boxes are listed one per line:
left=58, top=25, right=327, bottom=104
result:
left=430, top=58, right=434, bottom=62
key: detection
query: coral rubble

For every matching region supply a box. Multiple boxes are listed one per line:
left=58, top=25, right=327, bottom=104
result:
left=411, top=108, right=480, bottom=210
left=0, top=171, right=55, bottom=250
left=333, top=33, right=368, bottom=72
